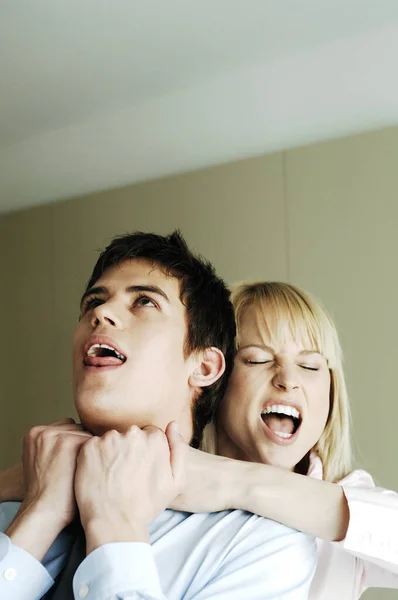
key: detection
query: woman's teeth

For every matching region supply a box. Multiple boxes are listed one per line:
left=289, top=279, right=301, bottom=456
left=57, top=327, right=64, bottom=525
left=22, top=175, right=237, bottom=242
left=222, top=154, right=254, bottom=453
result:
left=261, top=404, right=300, bottom=419
left=261, top=404, right=301, bottom=438
left=274, top=431, right=293, bottom=439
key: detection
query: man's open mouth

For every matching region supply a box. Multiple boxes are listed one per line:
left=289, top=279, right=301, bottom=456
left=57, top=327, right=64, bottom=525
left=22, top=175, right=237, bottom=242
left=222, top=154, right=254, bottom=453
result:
left=84, top=343, right=127, bottom=367
left=261, top=404, right=302, bottom=440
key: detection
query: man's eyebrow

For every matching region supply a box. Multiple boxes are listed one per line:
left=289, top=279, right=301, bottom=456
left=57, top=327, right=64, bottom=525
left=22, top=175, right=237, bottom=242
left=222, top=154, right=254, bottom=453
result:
left=125, top=285, right=170, bottom=303
left=80, top=284, right=170, bottom=308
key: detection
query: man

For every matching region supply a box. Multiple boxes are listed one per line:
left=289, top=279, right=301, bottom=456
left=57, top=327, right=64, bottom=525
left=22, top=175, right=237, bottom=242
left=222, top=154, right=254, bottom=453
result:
left=0, top=231, right=316, bottom=599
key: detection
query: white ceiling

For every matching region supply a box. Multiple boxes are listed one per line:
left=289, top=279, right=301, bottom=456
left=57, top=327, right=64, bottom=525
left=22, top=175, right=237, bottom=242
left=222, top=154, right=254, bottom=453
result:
left=2, top=0, right=398, bottom=213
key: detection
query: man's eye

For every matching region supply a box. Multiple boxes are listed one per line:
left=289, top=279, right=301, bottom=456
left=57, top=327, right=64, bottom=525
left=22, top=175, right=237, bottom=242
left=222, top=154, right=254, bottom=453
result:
left=134, top=295, right=157, bottom=308
left=82, top=297, right=103, bottom=313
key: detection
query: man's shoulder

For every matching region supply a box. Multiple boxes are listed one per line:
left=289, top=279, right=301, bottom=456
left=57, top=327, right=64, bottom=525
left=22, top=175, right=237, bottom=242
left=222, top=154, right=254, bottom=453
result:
left=151, top=508, right=316, bottom=597
left=153, top=507, right=314, bottom=553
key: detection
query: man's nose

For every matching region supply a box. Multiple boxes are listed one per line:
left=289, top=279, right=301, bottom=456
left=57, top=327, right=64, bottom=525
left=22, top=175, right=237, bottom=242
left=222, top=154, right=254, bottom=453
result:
left=90, top=302, right=124, bottom=330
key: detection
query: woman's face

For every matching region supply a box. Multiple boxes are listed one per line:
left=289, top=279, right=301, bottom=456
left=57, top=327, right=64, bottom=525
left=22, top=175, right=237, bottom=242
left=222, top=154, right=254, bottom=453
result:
left=217, top=307, right=331, bottom=470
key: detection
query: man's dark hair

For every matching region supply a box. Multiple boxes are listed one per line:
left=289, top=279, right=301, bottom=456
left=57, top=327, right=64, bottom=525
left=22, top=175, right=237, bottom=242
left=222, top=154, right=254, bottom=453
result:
left=84, top=230, right=236, bottom=448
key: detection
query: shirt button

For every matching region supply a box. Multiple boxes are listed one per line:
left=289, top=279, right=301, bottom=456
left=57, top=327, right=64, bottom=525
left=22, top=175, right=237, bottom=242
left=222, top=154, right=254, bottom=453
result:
left=3, top=568, right=17, bottom=581
left=78, top=583, right=90, bottom=598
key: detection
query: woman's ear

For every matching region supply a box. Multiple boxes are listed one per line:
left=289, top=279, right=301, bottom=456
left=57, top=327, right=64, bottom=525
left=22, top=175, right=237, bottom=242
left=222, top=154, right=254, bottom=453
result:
left=188, top=347, right=226, bottom=389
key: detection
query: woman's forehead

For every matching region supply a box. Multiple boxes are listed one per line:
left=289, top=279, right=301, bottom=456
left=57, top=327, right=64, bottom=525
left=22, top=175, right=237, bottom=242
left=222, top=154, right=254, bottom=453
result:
left=238, top=303, right=322, bottom=353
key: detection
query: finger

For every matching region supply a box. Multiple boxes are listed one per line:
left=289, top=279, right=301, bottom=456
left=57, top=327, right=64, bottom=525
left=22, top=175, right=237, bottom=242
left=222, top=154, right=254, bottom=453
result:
left=49, top=430, right=93, bottom=445
left=50, top=423, right=89, bottom=433
left=49, top=418, right=76, bottom=426
left=141, top=424, right=163, bottom=434
left=28, top=423, right=84, bottom=435
left=166, top=422, right=185, bottom=483
left=125, top=424, right=141, bottom=436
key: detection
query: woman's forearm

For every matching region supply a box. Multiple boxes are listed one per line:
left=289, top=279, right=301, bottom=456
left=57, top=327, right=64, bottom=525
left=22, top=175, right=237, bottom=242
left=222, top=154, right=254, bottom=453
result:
left=0, top=463, right=24, bottom=502
left=230, top=460, right=349, bottom=541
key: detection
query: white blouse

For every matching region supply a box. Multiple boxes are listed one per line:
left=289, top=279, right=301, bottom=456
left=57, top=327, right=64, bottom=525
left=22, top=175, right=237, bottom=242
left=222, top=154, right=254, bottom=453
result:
left=308, top=456, right=398, bottom=598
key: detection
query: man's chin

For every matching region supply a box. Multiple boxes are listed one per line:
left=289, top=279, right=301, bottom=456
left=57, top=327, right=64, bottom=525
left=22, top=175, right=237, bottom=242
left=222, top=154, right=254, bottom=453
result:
left=78, top=412, right=121, bottom=436
left=77, top=404, right=143, bottom=437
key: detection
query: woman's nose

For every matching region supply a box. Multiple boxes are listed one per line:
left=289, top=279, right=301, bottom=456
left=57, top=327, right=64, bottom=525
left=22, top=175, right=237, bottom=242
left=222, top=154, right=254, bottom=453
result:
left=272, top=367, right=299, bottom=392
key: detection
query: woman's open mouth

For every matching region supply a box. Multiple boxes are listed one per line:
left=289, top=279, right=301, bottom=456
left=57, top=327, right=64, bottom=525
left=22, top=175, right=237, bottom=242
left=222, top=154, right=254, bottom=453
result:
left=260, top=404, right=302, bottom=445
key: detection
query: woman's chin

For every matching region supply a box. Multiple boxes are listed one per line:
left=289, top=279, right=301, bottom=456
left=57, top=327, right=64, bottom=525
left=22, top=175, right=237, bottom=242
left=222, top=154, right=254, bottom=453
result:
left=257, top=446, right=305, bottom=472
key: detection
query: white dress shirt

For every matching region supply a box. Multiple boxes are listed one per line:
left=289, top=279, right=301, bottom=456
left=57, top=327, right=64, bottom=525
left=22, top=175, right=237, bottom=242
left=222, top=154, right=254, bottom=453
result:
left=0, top=502, right=316, bottom=600
left=308, top=456, right=398, bottom=598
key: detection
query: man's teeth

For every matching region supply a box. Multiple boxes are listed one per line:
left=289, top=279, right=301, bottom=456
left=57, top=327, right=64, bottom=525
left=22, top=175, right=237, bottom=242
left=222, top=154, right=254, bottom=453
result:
left=261, top=404, right=300, bottom=420
left=86, top=343, right=126, bottom=360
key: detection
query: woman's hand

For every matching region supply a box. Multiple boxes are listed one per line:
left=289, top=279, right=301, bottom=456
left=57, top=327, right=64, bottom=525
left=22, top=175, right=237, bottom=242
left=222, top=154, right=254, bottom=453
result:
left=168, top=429, right=240, bottom=513
left=5, top=418, right=92, bottom=560
left=76, top=423, right=185, bottom=554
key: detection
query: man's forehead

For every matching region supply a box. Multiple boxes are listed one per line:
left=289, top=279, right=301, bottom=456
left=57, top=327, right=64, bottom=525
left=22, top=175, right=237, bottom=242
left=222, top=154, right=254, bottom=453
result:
left=92, top=258, right=182, bottom=297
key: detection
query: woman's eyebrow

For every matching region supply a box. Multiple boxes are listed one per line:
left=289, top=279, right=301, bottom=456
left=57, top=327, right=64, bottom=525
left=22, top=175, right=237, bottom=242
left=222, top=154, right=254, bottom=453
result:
left=239, top=344, right=274, bottom=352
left=238, top=346, right=323, bottom=358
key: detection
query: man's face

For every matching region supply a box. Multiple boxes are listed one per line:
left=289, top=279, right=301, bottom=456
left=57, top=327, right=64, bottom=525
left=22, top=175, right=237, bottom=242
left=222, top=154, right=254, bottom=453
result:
left=72, top=258, right=197, bottom=440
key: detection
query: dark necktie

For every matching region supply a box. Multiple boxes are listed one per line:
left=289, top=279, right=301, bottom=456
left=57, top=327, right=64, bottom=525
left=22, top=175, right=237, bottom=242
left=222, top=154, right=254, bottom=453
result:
left=42, top=521, right=86, bottom=600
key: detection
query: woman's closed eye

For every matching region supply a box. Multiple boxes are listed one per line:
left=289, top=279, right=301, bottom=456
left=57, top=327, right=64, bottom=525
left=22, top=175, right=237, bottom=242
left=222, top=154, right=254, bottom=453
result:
left=300, top=364, right=320, bottom=371
left=245, top=359, right=273, bottom=365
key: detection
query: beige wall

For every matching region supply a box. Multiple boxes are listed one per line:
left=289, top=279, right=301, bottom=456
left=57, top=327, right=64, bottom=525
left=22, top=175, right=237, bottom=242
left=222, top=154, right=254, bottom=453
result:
left=1, top=126, right=397, bottom=599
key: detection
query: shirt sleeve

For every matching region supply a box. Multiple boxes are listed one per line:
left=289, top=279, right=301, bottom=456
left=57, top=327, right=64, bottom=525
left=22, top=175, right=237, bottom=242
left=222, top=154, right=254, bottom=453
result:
left=73, top=542, right=166, bottom=600
left=0, top=532, right=54, bottom=600
left=72, top=521, right=316, bottom=600
left=0, top=501, right=72, bottom=600
left=339, top=469, right=398, bottom=588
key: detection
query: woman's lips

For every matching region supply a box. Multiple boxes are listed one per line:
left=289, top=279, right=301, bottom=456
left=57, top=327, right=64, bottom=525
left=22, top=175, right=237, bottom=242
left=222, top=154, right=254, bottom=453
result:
left=260, top=415, right=301, bottom=446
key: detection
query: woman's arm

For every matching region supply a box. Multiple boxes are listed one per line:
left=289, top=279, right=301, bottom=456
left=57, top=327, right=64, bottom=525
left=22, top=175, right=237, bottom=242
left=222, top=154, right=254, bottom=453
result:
left=0, top=464, right=24, bottom=502
left=236, top=460, right=350, bottom=541
left=172, top=446, right=349, bottom=541
left=173, top=443, right=398, bottom=578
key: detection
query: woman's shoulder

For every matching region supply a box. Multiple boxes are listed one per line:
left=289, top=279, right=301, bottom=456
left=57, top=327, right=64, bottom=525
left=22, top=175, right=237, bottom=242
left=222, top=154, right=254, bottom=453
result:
left=337, top=468, right=376, bottom=488
left=309, top=452, right=376, bottom=488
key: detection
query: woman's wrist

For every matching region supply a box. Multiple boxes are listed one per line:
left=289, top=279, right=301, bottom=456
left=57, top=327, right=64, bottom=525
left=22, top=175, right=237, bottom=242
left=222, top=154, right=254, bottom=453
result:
left=6, top=501, right=66, bottom=560
left=83, top=516, right=150, bottom=555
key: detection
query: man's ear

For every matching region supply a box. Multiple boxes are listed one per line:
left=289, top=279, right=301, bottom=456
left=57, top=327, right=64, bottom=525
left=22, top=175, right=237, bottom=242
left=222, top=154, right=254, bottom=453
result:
left=188, top=347, right=226, bottom=389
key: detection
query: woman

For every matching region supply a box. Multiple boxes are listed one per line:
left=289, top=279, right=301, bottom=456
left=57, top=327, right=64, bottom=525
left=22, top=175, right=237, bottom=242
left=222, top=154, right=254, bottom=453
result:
left=172, top=281, right=398, bottom=599
left=2, top=281, right=398, bottom=597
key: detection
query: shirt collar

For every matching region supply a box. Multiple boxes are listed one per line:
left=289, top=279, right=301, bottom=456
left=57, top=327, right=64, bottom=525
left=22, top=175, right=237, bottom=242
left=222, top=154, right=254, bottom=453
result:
left=307, top=451, right=323, bottom=480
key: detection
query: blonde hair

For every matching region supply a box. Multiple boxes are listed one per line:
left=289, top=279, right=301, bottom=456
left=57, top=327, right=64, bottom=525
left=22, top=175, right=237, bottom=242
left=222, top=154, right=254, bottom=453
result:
left=203, top=281, right=352, bottom=482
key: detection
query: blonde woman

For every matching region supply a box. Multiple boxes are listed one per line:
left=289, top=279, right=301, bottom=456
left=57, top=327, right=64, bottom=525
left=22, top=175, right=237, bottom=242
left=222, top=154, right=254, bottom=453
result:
left=171, top=282, right=398, bottom=599
left=2, top=282, right=398, bottom=597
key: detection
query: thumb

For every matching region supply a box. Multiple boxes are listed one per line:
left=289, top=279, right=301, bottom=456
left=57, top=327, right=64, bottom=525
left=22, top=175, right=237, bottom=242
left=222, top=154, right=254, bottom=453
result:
left=166, top=421, right=185, bottom=486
